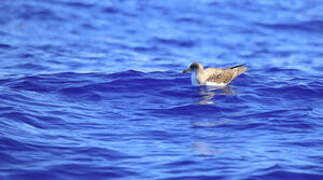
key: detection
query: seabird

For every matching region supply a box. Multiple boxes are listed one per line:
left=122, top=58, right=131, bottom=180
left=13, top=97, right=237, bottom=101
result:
left=183, top=62, right=248, bottom=86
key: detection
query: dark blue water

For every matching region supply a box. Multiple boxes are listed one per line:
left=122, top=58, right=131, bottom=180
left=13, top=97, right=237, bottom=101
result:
left=1, top=0, right=323, bottom=179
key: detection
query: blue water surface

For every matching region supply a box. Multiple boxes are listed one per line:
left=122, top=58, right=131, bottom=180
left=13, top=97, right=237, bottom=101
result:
left=1, top=0, right=323, bottom=179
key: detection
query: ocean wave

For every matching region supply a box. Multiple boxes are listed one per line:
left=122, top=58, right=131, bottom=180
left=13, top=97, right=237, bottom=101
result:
left=1, top=71, right=323, bottom=179
left=1, top=0, right=323, bottom=178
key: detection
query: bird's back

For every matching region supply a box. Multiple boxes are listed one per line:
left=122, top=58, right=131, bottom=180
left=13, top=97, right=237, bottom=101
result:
left=202, top=65, right=247, bottom=85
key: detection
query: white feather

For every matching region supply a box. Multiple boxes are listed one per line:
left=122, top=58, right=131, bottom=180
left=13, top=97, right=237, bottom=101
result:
left=191, top=71, right=199, bottom=86
left=205, top=81, right=227, bottom=87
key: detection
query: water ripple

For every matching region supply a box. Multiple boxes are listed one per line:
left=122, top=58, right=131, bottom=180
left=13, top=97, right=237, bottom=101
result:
left=1, top=0, right=323, bottom=179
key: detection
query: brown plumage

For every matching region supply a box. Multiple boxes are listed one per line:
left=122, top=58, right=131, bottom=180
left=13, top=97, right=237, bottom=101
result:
left=183, top=62, right=248, bottom=86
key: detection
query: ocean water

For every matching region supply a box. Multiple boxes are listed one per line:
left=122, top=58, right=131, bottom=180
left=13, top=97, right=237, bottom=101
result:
left=1, top=0, right=323, bottom=179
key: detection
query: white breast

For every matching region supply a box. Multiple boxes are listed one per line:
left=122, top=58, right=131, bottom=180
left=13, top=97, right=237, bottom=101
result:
left=191, top=71, right=199, bottom=86
left=205, top=81, right=227, bottom=87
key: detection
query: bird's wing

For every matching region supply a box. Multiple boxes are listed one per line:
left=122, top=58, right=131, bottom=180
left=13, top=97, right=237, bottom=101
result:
left=227, top=64, right=248, bottom=78
left=227, top=64, right=246, bottom=69
left=204, top=68, right=234, bottom=84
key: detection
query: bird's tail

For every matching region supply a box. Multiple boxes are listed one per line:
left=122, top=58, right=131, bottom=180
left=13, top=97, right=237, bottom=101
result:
left=229, top=64, right=246, bottom=69
left=229, top=64, right=248, bottom=77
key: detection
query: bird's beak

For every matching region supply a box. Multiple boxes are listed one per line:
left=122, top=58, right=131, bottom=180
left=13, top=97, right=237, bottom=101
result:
left=182, top=68, right=192, bottom=73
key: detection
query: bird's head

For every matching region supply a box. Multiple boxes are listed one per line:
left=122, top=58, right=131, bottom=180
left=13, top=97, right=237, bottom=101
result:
left=183, top=62, right=203, bottom=73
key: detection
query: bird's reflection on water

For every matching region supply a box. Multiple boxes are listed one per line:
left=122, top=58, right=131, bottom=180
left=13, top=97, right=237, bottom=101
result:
left=191, top=85, right=238, bottom=158
left=192, top=142, right=222, bottom=157
left=198, top=85, right=235, bottom=105
left=191, top=117, right=236, bottom=158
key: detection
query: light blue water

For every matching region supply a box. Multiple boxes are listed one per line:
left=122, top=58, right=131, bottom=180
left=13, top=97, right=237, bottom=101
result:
left=1, top=0, right=323, bottom=179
